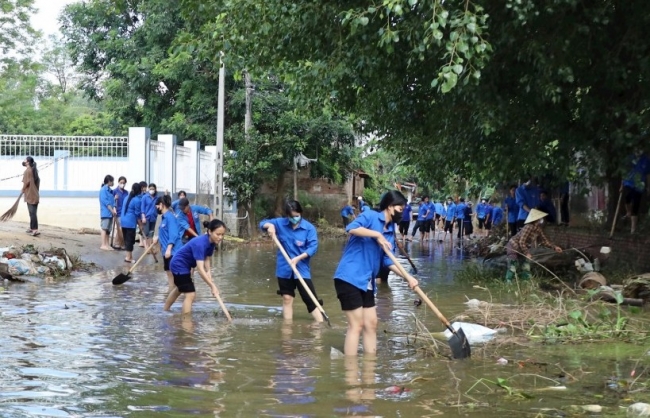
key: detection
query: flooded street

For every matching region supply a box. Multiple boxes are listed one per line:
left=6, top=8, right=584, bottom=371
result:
left=1, top=240, right=647, bottom=417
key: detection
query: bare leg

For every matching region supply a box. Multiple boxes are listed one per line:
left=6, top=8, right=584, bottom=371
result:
left=181, top=292, right=195, bottom=315
left=344, top=307, right=364, bottom=356
left=282, top=294, right=294, bottom=320
left=165, top=271, right=175, bottom=292
left=125, top=250, right=133, bottom=261
left=164, top=288, right=180, bottom=311
left=100, top=230, right=113, bottom=250
left=361, top=306, right=378, bottom=355
left=310, top=307, right=324, bottom=322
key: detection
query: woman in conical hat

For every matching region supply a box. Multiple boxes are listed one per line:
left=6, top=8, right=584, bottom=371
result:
left=505, top=209, right=562, bottom=281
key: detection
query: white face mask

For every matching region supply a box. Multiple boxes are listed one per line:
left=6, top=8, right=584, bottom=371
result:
left=149, top=190, right=156, bottom=195
left=118, top=183, right=125, bottom=189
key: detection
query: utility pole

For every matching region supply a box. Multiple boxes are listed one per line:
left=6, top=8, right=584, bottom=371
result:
left=244, top=70, right=252, bottom=137
left=213, top=53, right=225, bottom=222
left=293, top=156, right=298, bottom=200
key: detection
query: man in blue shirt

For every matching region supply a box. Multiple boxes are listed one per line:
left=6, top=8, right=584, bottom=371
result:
left=423, top=197, right=435, bottom=241
left=409, top=196, right=429, bottom=241
left=490, top=203, right=504, bottom=228
left=399, top=201, right=413, bottom=242
left=516, top=176, right=540, bottom=233
left=504, top=184, right=518, bottom=237
left=434, top=200, right=445, bottom=237
left=357, top=196, right=371, bottom=213
left=340, top=201, right=356, bottom=227
left=476, top=198, right=490, bottom=237
left=622, top=149, right=650, bottom=233
left=175, top=198, right=214, bottom=244
left=455, top=198, right=467, bottom=240
left=538, top=190, right=557, bottom=224
left=443, top=197, right=456, bottom=241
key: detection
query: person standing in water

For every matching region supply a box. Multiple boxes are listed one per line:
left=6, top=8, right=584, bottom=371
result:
left=260, top=200, right=323, bottom=323
left=141, top=183, right=159, bottom=250
left=99, top=175, right=117, bottom=250
left=334, top=190, right=419, bottom=356
left=113, top=176, right=129, bottom=249
left=154, top=195, right=184, bottom=291
left=120, top=182, right=143, bottom=263
left=164, top=219, right=226, bottom=315
left=21, top=156, right=40, bottom=236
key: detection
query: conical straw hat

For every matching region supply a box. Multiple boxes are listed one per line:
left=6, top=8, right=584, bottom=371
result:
left=524, top=208, right=548, bottom=224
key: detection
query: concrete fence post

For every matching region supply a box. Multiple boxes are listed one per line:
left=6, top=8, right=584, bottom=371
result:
left=159, top=135, right=176, bottom=194
left=184, top=140, right=199, bottom=195
left=128, top=127, right=150, bottom=184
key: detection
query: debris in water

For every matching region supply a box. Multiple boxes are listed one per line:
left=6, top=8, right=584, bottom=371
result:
left=627, top=402, right=650, bottom=417
left=496, top=357, right=508, bottom=365
left=330, top=347, right=345, bottom=359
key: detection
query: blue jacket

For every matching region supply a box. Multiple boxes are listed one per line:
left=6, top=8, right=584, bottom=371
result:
left=538, top=199, right=557, bottom=224
left=504, top=196, right=518, bottom=223
left=476, top=203, right=489, bottom=219
left=623, top=154, right=650, bottom=192
left=121, top=194, right=142, bottom=229
left=113, top=188, right=129, bottom=217
left=334, top=210, right=395, bottom=293
left=401, top=204, right=413, bottom=222
left=491, top=206, right=504, bottom=225
left=424, top=202, right=435, bottom=220
left=516, top=184, right=540, bottom=221
left=434, top=203, right=444, bottom=216
left=176, top=205, right=213, bottom=236
left=141, top=193, right=158, bottom=222
left=159, top=210, right=184, bottom=256
left=340, top=205, right=355, bottom=218
left=99, top=184, right=115, bottom=219
left=455, top=203, right=466, bottom=220
left=445, top=203, right=456, bottom=219
left=170, top=234, right=215, bottom=274
left=260, top=217, right=318, bottom=279
left=416, top=204, right=428, bottom=221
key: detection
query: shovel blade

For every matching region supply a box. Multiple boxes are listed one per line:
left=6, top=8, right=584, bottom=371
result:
left=112, top=273, right=131, bottom=285
left=448, top=327, right=471, bottom=359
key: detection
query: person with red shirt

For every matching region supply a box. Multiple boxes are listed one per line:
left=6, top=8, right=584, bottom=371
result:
left=174, top=198, right=214, bottom=244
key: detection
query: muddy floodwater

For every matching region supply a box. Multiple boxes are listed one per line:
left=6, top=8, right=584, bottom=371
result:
left=1, top=240, right=647, bottom=417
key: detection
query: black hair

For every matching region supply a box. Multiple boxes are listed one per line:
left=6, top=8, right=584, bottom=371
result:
left=156, top=195, right=172, bottom=208
left=118, top=176, right=127, bottom=183
left=177, top=190, right=186, bottom=198
left=139, top=181, right=147, bottom=189
left=423, top=195, right=429, bottom=200
left=178, top=197, right=190, bottom=209
left=206, top=219, right=226, bottom=232
left=148, top=183, right=157, bottom=189
left=379, top=190, right=407, bottom=211
left=459, top=197, right=465, bottom=202
left=509, top=184, right=517, bottom=190
left=25, top=156, right=40, bottom=190
left=124, top=182, right=141, bottom=211
left=102, top=175, right=114, bottom=187
left=284, top=200, right=303, bottom=216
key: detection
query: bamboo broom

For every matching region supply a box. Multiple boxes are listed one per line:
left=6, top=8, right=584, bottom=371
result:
left=0, top=193, right=23, bottom=222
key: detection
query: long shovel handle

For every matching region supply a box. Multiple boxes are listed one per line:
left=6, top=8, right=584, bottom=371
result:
left=270, top=234, right=330, bottom=326
left=396, top=241, right=418, bottom=273
left=214, top=293, right=232, bottom=322
left=383, top=248, right=453, bottom=329
left=609, top=190, right=623, bottom=238
left=129, top=242, right=156, bottom=273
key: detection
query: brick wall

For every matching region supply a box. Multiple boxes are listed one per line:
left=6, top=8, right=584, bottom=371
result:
left=545, top=226, right=650, bottom=271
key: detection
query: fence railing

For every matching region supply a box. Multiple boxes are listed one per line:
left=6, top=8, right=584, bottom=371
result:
left=0, top=135, right=128, bottom=158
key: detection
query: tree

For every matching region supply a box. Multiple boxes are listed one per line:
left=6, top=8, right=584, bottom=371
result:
left=0, top=0, right=39, bottom=61
left=41, top=34, right=77, bottom=97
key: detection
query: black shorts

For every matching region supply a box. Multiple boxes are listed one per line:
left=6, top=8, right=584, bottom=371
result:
left=377, top=266, right=390, bottom=281
left=485, top=219, right=493, bottom=230
left=444, top=220, right=453, bottom=233
left=508, top=222, right=517, bottom=237
left=478, top=218, right=486, bottom=229
left=516, top=219, right=525, bottom=231
left=624, top=186, right=643, bottom=216
left=423, top=220, right=433, bottom=232
left=277, top=277, right=321, bottom=313
left=122, top=227, right=136, bottom=251
left=163, top=255, right=171, bottom=271
left=463, top=221, right=473, bottom=235
left=334, top=278, right=375, bottom=311
left=398, top=220, right=410, bottom=235
left=435, top=214, right=441, bottom=221
left=173, top=272, right=195, bottom=293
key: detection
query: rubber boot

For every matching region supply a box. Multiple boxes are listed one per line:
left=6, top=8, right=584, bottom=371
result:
left=505, top=260, right=517, bottom=283
left=521, top=261, right=532, bottom=280
left=631, top=216, right=638, bottom=234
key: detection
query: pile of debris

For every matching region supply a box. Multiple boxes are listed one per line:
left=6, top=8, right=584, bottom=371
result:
left=0, top=245, right=73, bottom=281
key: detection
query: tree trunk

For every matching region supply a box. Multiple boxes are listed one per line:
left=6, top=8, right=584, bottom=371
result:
left=248, top=199, right=257, bottom=239
left=274, top=172, right=286, bottom=216
left=606, top=175, right=621, bottom=229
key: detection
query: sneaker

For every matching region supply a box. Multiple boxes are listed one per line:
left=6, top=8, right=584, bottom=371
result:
left=31, top=231, right=40, bottom=237
left=25, top=229, right=33, bottom=233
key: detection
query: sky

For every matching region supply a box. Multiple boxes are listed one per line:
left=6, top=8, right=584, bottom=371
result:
left=31, top=0, right=78, bottom=36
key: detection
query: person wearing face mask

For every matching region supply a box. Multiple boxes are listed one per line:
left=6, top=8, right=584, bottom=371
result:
left=333, top=190, right=419, bottom=356
left=505, top=209, right=562, bottom=282
left=99, top=175, right=117, bottom=250
left=121, top=182, right=143, bottom=263
left=112, top=176, right=128, bottom=249
left=140, top=183, right=159, bottom=250
left=443, top=197, right=456, bottom=241
left=137, top=181, right=148, bottom=247
left=260, top=200, right=323, bottom=322
left=175, top=198, right=214, bottom=244
left=21, top=156, right=40, bottom=236
left=153, top=195, right=184, bottom=291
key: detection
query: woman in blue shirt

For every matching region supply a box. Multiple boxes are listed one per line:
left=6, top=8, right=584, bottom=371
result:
left=99, top=175, right=116, bottom=251
left=121, top=183, right=143, bottom=263
left=112, top=176, right=128, bottom=249
left=334, top=190, right=419, bottom=356
left=261, top=200, right=322, bottom=322
left=154, top=195, right=184, bottom=291
left=140, top=183, right=159, bottom=250
left=164, top=219, right=226, bottom=315
left=504, top=185, right=518, bottom=237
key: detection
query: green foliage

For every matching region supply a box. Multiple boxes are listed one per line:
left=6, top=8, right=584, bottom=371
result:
left=0, top=0, right=38, bottom=61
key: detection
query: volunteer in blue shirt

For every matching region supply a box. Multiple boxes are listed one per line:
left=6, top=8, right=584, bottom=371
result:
left=622, top=149, right=650, bottom=233
left=164, top=219, right=227, bottom=315
left=444, top=197, right=456, bottom=240
left=334, top=190, right=419, bottom=356
left=504, top=185, right=518, bottom=237
left=112, top=176, right=128, bottom=249
left=340, top=202, right=356, bottom=227
left=434, top=200, right=444, bottom=232
left=409, top=196, right=429, bottom=241
left=491, top=203, right=504, bottom=227
left=516, top=176, right=540, bottom=232
left=99, top=174, right=117, bottom=251
left=170, top=190, right=187, bottom=213
left=175, top=198, right=214, bottom=244
left=538, top=190, right=557, bottom=224
left=476, top=198, right=489, bottom=236
left=121, top=183, right=143, bottom=263
left=399, top=201, right=413, bottom=241
left=455, top=198, right=467, bottom=239
left=154, top=195, right=184, bottom=291
left=141, top=183, right=159, bottom=250
left=261, top=200, right=322, bottom=322
left=424, top=197, right=435, bottom=241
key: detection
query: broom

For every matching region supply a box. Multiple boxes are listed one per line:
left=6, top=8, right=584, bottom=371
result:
left=0, top=193, right=23, bottom=222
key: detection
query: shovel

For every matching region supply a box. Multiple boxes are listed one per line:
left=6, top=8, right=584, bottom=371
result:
left=270, top=234, right=331, bottom=327
left=396, top=240, right=418, bottom=274
left=383, top=248, right=471, bottom=359
left=112, top=243, right=156, bottom=285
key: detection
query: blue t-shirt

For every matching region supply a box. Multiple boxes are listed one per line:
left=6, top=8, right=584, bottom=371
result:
left=120, top=194, right=142, bottom=229
left=491, top=206, right=504, bottom=225
left=259, top=217, right=318, bottom=279
left=425, top=202, right=435, bottom=220
left=360, top=203, right=371, bottom=213
left=455, top=203, right=466, bottom=220
left=175, top=205, right=213, bottom=236
left=476, top=203, right=489, bottom=219
left=516, top=184, right=540, bottom=221
left=334, top=210, right=395, bottom=293
left=340, top=205, right=355, bottom=218
left=623, top=154, right=650, bottom=192
left=159, top=210, right=184, bottom=256
left=434, top=203, right=444, bottom=216
left=401, top=204, right=413, bottom=222
left=141, top=193, right=158, bottom=222
left=113, top=188, right=129, bottom=217
left=99, top=184, right=114, bottom=219
left=538, top=199, right=557, bottom=223
left=417, top=204, right=428, bottom=221
left=504, top=196, right=518, bottom=223
left=170, top=234, right=215, bottom=274
left=445, top=203, right=456, bottom=219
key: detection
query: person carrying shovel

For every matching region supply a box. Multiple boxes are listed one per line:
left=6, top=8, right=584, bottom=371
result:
left=505, top=208, right=562, bottom=282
